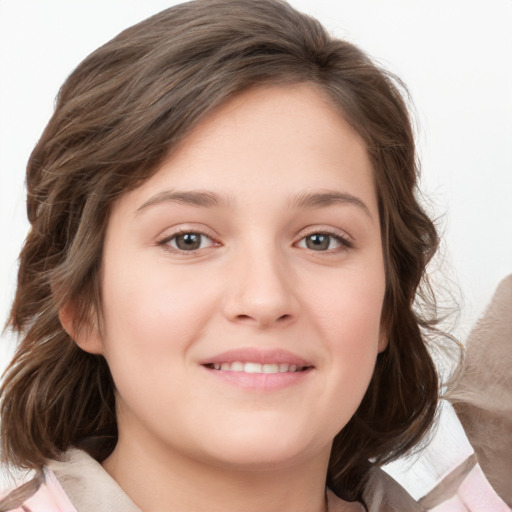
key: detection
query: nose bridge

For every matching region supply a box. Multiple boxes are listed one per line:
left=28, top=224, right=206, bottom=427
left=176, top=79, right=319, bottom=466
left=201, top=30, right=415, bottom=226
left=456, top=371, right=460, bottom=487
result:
left=223, top=235, right=297, bottom=326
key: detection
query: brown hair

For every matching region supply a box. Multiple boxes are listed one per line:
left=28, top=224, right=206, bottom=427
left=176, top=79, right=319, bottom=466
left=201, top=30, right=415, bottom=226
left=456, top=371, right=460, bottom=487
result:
left=1, top=0, right=439, bottom=502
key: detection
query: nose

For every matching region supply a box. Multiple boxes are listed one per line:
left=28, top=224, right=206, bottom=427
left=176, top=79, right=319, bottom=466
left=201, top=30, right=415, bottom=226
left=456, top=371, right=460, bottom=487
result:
left=222, top=247, right=299, bottom=329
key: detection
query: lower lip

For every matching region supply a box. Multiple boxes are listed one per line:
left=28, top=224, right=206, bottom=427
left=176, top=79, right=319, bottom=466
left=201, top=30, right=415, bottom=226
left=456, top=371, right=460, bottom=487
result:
left=202, top=366, right=312, bottom=391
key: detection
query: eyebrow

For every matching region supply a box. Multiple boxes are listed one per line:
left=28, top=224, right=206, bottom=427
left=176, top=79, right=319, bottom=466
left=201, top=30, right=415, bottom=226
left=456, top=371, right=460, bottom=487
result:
left=135, top=189, right=232, bottom=214
left=135, top=188, right=372, bottom=220
left=287, top=190, right=373, bottom=219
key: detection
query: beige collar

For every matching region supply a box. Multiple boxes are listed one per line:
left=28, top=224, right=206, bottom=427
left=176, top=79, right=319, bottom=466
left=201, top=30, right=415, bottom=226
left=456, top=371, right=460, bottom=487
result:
left=48, top=449, right=141, bottom=512
left=49, top=449, right=421, bottom=512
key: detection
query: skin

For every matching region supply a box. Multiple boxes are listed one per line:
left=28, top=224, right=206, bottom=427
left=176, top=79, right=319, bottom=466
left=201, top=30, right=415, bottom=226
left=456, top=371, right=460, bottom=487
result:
left=68, top=84, right=387, bottom=512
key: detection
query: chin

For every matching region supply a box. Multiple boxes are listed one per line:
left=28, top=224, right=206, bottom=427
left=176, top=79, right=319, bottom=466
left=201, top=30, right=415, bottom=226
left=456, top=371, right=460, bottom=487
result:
left=207, top=445, right=316, bottom=472
left=196, top=422, right=330, bottom=471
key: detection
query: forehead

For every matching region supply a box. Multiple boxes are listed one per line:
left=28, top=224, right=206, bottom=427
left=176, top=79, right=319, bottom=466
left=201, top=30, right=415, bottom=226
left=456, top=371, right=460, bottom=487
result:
left=113, top=84, right=377, bottom=219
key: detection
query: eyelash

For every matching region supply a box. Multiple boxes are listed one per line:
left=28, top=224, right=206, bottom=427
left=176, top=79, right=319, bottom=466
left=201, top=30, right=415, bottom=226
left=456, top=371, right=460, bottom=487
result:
left=156, top=229, right=353, bottom=254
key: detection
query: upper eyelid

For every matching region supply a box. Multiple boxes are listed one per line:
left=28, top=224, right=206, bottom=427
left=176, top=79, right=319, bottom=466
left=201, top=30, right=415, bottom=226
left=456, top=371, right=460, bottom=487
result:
left=295, top=226, right=353, bottom=242
left=160, top=231, right=213, bottom=243
left=156, top=225, right=219, bottom=242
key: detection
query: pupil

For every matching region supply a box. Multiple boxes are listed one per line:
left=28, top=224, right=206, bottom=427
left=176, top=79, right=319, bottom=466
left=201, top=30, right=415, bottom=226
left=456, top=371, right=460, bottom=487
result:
left=176, top=233, right=201, bottom=250
left=306, top=234, right=329, bottom=250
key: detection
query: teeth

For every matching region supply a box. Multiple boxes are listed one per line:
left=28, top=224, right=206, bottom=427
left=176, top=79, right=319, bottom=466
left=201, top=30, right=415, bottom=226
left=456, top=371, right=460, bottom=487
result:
left=244, top=362, right=262, bottom=373
left=262, top=363, right=279, bottom=374
left=210, top=362, right=303, bottom=373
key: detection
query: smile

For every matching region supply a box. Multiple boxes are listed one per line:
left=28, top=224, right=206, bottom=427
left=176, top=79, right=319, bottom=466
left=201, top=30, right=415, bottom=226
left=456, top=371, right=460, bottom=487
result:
left=200, top=348, right=314, bottom=389
left=205, top=362, right=308, bottom=373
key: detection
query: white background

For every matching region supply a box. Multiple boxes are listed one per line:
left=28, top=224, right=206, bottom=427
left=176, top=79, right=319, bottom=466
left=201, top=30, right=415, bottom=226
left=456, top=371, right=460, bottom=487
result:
left=1, top=0, right=511, bottom=498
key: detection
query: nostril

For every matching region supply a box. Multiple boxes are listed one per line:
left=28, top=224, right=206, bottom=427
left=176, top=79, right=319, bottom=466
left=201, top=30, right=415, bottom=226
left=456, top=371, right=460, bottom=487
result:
left=233, top=313, right=293, bottom=324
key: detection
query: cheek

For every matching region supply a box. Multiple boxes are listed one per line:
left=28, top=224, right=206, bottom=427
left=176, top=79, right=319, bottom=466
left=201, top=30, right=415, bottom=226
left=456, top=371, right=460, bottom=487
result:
left=100, top=256, right=220, bottom=356
left=295, top=276, right=384, bottom=443
left=306, top=265, right=385, bottom=389
left=308, top=267, right=385, bottom=341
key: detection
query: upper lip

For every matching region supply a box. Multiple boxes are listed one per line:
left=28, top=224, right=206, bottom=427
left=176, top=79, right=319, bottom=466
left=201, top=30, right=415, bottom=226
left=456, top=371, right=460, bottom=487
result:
left=200, top=348, right=313, bottom=367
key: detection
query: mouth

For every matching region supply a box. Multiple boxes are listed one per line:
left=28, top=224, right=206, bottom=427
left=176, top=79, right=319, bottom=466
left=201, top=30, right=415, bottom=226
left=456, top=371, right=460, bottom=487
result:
left=203, top=362, right=310, bottom=373
left=200, top=348, right=314, bottom=389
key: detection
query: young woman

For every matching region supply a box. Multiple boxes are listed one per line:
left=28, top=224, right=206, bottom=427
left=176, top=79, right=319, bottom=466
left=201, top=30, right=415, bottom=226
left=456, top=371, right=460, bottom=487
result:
left=1, top=1, right=506, bottom=511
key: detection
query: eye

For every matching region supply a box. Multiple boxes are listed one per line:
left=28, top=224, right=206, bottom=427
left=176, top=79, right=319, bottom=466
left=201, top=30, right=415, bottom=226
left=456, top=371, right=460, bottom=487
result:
left=159, top=232, right=216, bottom=252
left=296, top=232, right=351, bottom=252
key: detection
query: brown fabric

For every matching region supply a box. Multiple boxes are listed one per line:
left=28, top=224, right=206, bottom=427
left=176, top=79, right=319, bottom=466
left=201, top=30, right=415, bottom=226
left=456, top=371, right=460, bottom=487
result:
left=447, top=274, right=512, bottom=506
left=327, top=489, right=365, bottom=511
left=362, top=468, right=425, bottom=511
left=419, top=454, right=476, bottom=509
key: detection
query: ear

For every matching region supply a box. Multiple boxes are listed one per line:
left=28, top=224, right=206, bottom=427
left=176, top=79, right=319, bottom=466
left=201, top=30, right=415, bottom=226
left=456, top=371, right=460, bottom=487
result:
left=59, top=300, right=104, bottom=355
left=377, top=324, right=389, bottom=353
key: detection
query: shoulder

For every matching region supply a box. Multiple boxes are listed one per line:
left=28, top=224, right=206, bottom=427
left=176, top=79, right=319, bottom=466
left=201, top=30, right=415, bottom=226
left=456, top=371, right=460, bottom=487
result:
left=0, top=449, right=140, bottom=512
left=47, top=449, right=141, bottom=512
left=362, top=468, right=425, bottom=511
left=360, top=459, right=510, bottom=512
left=327, top=468, right=425, bottom=512
left=0, top=469, right=78, bottom=512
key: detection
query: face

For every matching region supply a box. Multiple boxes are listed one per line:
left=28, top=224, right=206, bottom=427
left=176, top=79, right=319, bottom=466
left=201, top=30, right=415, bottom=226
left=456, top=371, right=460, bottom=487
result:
left=80, top=85, right=386, bottom=472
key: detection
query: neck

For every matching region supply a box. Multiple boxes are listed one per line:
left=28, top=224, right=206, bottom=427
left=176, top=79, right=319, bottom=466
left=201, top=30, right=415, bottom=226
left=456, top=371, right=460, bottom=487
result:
left=103, top=433, right=332, bottom=512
